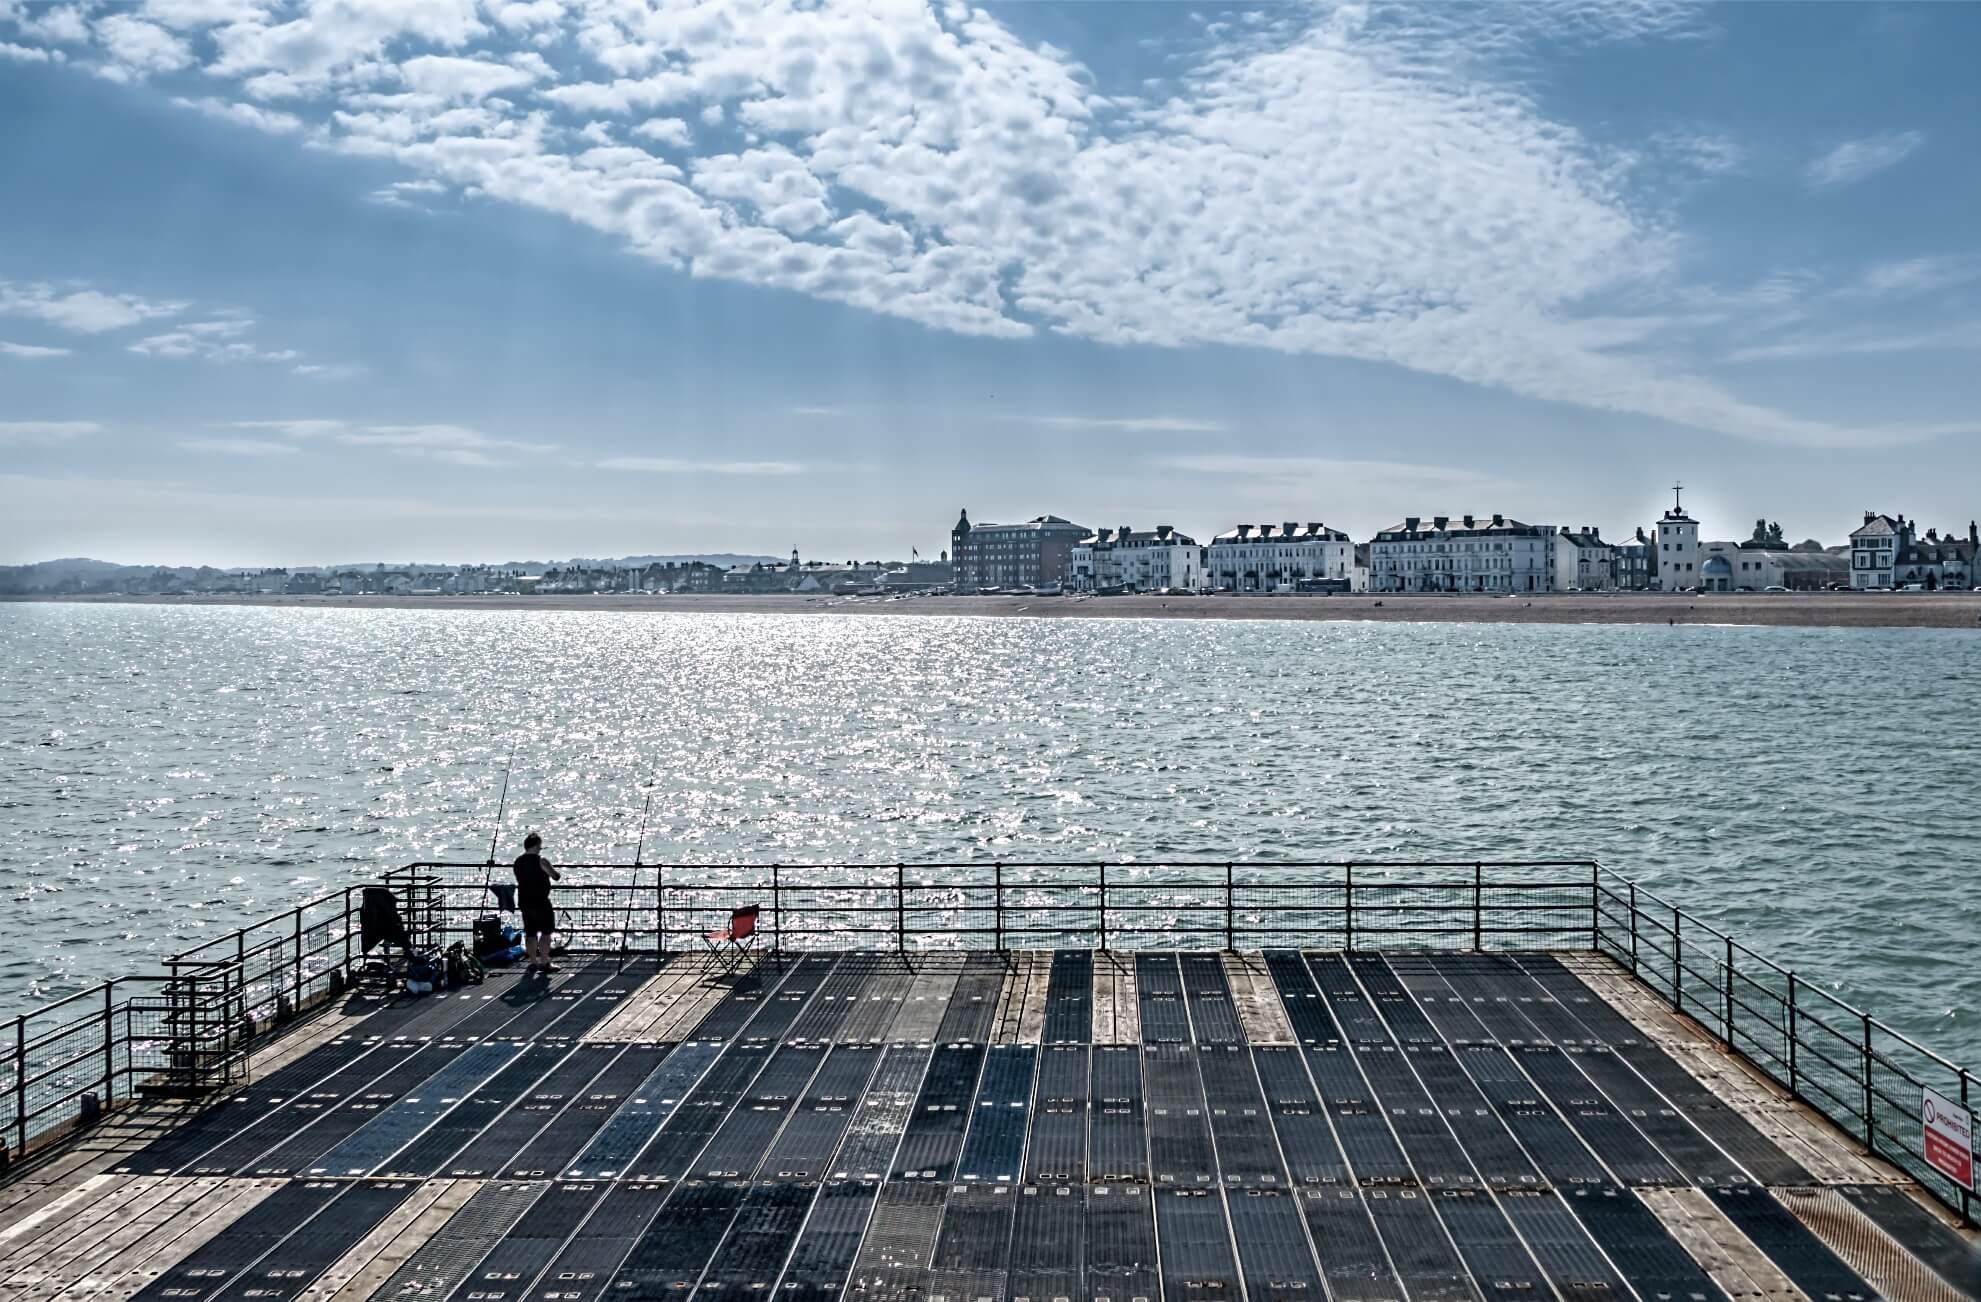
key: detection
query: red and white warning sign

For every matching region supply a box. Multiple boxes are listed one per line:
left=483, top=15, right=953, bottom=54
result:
left=1921, top=1086, right=1975, bottom=1191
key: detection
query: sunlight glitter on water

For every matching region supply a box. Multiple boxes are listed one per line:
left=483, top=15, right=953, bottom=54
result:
left=2, top=602, right=1978, bottom=1063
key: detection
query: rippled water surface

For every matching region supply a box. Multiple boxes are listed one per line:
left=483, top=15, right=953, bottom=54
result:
left=4, top=603, right=1978, bottom=1062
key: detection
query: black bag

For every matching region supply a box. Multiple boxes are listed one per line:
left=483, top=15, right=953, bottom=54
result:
left=473, top=914, right=507, bottom=957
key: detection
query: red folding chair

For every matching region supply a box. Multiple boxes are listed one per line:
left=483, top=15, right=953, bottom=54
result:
left=703, top=904, right=761, bottom=970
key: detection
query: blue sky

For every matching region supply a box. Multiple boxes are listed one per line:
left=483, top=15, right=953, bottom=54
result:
left=2, top=0, right=1978, bottom=566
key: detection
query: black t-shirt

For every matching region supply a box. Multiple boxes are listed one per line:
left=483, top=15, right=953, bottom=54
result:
left=512, top=852, right=554, bottom=906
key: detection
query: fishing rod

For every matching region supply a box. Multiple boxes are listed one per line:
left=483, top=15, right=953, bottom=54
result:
left=616, top=788, right=654, bottom=960
left=479, top=745, right=516, bottom=908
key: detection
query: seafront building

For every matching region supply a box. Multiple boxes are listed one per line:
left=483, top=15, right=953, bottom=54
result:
left=1650, top=488, right=1701, bottom=591
left=1070, top=525, right=1207, bottom=593
left=1550, top=527, right=1616, bottom=590
left=1205, top=522, right=1355, bottom=592
left=1849, top=513, right=1978, bottom=590
left=1369, top=514, right=1556, bottom=592
left=950, top=509, right=1088, bottom=592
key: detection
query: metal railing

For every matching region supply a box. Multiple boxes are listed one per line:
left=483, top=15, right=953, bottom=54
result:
left=0, top=884, right=364, bottom=1169
left=1593, top=875, right=1978, bottom=1226
left=0, top=858, right=1974, bottom=1229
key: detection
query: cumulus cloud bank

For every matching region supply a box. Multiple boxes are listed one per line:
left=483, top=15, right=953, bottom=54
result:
left=2, top=0, right=1963, bottom=448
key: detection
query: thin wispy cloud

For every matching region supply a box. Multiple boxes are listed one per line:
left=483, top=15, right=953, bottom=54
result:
left=341, top=424, right=554, bottom=467
left=598, top=457, right=804, bottom=475
left=179, top=436, right=301, bottom=457
left=1805, top=130, right=1924, bottom=189
left=0, top=281, right=184, bottom=334
left=1036, top=416, right=1229, bottom=433
left=0, top=420, right=100, bottom=444
left=128, top=313, right=301, bottom=363
left=223, top=419, right=347, bottom=438
left=0, top=341, right=74, bottom=359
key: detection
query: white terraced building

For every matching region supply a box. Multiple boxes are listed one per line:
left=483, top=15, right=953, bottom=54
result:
left=1369, top=514, right=1556, bottom=593
left=1550, top=527, right=1616, bottom=590
left=1206, top=522, right=1356, bottom=592
left=1070, top=525, right=1206, bottom=592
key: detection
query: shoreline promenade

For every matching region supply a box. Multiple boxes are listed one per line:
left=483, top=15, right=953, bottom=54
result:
left=12, top=590, right=1981, bottom=629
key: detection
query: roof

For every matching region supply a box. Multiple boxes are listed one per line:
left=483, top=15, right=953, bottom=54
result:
left=1080, top=526, right=1200, bottom=547
left=1210, top=522, right=1349, bottom=543
left=964, top=514, right=1089, bottom=535
left=1374, top=515, right=1544, bottom=539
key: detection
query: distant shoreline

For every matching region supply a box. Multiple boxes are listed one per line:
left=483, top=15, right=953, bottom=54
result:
left=9, top=590, right=1981, bottom=629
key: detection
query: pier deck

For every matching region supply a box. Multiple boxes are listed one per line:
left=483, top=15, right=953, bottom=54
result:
left=2, top=949, right=1975, bottom=1302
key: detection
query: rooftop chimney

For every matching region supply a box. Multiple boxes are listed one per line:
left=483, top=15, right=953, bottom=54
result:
left=1236, top=524, right=1251, bottom=539
left=1970, top=521, right=1978, bottom=546
left=1492, top=513, right=1504, bottom=527
left=1156, top=524, right=1173, bottom=540
left=1463, top=514, right=1475, bottom=528
left=1405, top=516, right=1420, bottom=531
left=1282, top=522, right=1297, bottom=536
left=1865, top=511, right=1877, bottom=525
left=1433, top=515, right=1449, bottom=530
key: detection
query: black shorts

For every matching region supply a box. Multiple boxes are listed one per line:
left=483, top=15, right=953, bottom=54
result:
left=521, top=901, right=556, bottom=935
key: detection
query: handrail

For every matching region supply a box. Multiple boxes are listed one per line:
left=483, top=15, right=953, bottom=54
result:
left=0, top=857, right=1973, bottom=1229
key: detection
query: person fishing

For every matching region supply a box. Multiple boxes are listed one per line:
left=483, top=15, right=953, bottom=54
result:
left=512, top=832, right=561, bottom=973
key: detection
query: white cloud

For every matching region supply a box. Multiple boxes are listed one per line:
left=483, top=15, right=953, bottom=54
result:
left=339, top=423, right=554, bottom=466
left=1, top=40, right=64, bottom=62
left=1036, top=415, right=1228, bottom=433
left=1805, top=131, right=1924, bottom=189
left=141, top=0, right=271, bottom=28
left=0, top=420, right=99, bottom=444
left=400, top=52, right=542, bottom=100
left=180, top=436, right=302, bottom=456
left=0, top=341, right=74, bottom=359
left=128, top=315, right=300, bottom=363
left=222, top=419, right=347, bottom=437
left=632, top=116, right=691, bottom=148
left=4, top=2, right=1963, bottom=448
left=94, top=14, right=195, bottom=79
left=293, top=362, right=367, bottom=380
left=171, top=96, right=305, bottom=134
left=0, top=281, right=185, bottom=334
left=596, top=457, right=803, bottom=475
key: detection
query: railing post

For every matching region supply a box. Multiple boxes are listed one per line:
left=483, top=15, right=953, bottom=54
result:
left=1962, top=1072, right=1973, bottom=1227
left=103, top=982, right=114, bottom=1103
left=1589, top=863, right=1599, bottom=949
left=15, top=1015, right=25, bottom=1159
left=1722, top=937, right=1734, bottom=1050
left=1098, top=863, right=1108, bottom=952
left=1861, top=1013, right=1875, bottom=1149
left=656, top=863, right=667, bottom=958
left=1671, top=908, right=1682, bottom=1012
left=895, top=864, right=906, bottom=954
left=1628, top=882, right=1639, bottom=974
left=1472, top=862, right=1482, bottom=952
left=994, top=862, right=1004, bottom=954
left=1787, top=971, right=1799, bottom=1098
left=1224, top=863, right=1234, bottom=952
left=771, top=864, right=782, bottom=955
left=291, top=907, right=303, bottom=1017
left=1345, top=863, right=1355, bottom=953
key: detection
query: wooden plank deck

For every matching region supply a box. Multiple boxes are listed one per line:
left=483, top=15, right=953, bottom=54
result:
left=0, top=950, right=1970, bottom=1302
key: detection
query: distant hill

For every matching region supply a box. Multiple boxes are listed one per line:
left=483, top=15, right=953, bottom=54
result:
left=0, top=554, right=786, bottom=594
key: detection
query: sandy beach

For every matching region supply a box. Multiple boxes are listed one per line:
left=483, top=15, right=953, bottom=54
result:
left=13, top=590, right=1981, bottom=629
